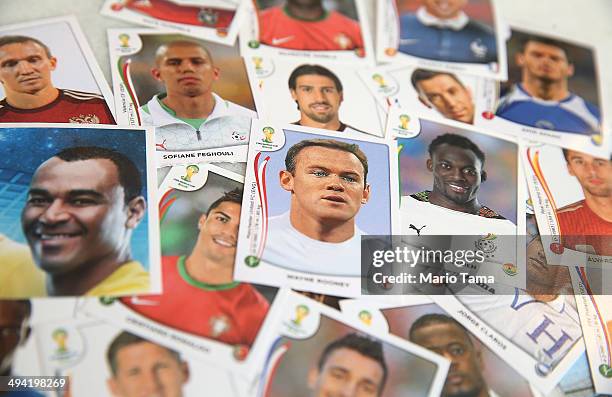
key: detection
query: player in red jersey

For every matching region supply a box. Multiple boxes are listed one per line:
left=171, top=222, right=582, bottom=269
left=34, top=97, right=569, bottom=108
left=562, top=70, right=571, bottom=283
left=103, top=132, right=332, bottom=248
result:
left=257, top=0, right=364, bottom=51
left=557, top=149, right=611, bottom=255
left=0, top=35, right=114, bottom=124
left=118, top=0, right=235, bottom=30
left=121, top=189, right=270, bottom=349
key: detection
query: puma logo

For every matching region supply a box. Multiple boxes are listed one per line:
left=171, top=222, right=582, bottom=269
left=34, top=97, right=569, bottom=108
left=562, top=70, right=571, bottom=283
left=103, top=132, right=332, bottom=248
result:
left=271, top=36, right=294, bottom=46
left=409, top=224, right=426, bottom=236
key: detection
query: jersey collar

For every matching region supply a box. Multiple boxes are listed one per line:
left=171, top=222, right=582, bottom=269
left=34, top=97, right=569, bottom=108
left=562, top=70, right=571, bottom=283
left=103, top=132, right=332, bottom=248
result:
left=416, top=6, right=469, bottom=30
left=149, top=92, right=229, bottom=127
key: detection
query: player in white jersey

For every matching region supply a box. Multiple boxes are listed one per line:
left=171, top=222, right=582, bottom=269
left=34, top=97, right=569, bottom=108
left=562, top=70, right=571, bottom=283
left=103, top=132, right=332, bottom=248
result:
left=138, top=39, right=256, bottom=151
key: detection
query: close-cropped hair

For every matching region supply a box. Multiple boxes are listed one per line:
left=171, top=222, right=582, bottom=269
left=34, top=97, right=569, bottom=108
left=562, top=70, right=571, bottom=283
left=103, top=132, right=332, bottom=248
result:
left=410, top=69, right=464, bottom=90
left=0, top=35, right=52, bottom=58
left=54, top=146, right=142, bottom=204
left=285, top=138, right=369, bottom=184
left=106, top=331, right=181, bottom=376
left=428, top=133, right=485, bottom=165
left=206, top=188, right=243, bottom=215
left=318, top=333, right=388, bottom=394
left=409, top=313, right=475, bottom=346
left=520, top=36, right=571, bottom=62
left=288, top=64, right=343, bottom=92
left=155, top=40, right=214, bottom=65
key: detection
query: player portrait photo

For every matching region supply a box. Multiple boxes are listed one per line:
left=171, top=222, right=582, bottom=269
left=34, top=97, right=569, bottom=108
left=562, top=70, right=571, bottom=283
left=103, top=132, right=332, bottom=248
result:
left=378, top=0, right=506, bottom=79
left=242, top=0, right=374, bottom=63
left=108, top=29, right=256, bottom=153
left=343, top=300, right=542, bottom=397
left=362, top=66, right=492, bottom=127
left=0, top=16, right=115, bottom=124
left=81, top=163, right=282, bottom=372
left=260, top=292, right=449, bottom=397
left=478, top=28, right=608, bottom=156
left=34, top=319, right=237, bottom=397
left=0, top=124, right=160, bottom=299
left=234, top=121, right=398, bottom=297
left=101, top=0, right=249, bottom=45
left=524, top=143, right=611, bottom=267
left=247, top=58, right=384, bottom=136
left=397, top=117, right=518, bottom=236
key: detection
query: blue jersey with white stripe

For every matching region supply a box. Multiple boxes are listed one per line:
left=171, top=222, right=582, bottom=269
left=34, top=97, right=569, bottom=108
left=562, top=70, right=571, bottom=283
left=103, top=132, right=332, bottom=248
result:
left=398, top=14, right=497, bottom=63
left=496, top=84, right=601, bottom=135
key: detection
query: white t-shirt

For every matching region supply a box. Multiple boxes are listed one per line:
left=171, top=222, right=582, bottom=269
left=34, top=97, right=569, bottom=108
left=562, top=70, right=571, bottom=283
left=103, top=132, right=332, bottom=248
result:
left=261, top=211, right=364, bottom=277
left=458, top=291, right=581, bottom=371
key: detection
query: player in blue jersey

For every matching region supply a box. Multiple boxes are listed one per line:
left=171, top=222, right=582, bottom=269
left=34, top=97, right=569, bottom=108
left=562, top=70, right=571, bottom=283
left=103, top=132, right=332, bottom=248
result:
left=496, top=36, right=601, bottom=135
left=398, top=0, right=497, bottom=64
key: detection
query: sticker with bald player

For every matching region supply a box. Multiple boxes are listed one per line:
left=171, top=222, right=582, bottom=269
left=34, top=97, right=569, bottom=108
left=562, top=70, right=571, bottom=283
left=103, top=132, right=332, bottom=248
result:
left=475, top=26, right=609, bottom=158
left=256, top=291, right=450, bottom=397
left=240, top=0, right=375, bottom=65
left=0, top=124, right=161, bottom=299
left=33, top=317, right=240, bottom=397
left=359, top=65, right=494, bottom=128
left=246, top=57, right=384, bottom=137
left=339, top=298, right=545, bottom=397
left=523, top=142, right=612, bottom=268
left=81, top=164, right=289, bottom=379
left=377, top=0, right=507, bottom=80
left=233, top=120, right=400, bottom=297
left=389, top=114, right=525, bottom=288
left=108, top=29, right=257, bottom=166
left=0, top=16, right=115, bottom=124
left=100, top=0, right=250, bottom=46
left=429, top=288, right=584, bottom=394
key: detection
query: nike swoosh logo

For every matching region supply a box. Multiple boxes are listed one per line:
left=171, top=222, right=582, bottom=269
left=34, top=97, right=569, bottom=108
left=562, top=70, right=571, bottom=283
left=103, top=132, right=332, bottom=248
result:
left=129, top=296, right=159, bottom=306
left=271, top=36, right=294, bottom=46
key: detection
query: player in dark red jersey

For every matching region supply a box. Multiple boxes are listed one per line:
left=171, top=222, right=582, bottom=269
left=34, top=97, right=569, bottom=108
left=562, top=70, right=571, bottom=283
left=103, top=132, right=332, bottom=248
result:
left=0, top=35, right=114, bottom=124
left=557, top=149, right=611, bottom=255
left=121, top=189, right=270, bottom=349
left=257, top=0, right=364, bottom=51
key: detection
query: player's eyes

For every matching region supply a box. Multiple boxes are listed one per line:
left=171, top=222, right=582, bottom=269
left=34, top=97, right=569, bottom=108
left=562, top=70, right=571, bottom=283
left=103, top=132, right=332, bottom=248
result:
left=71, top=198, right=97, bottom=206
left=1, top=61, right=17, bottom=68
left=450, top=346, right=465, bottom=356
left=463, top=168, right=477, bottom=176
left=322, top=88, right=336, bottom=94
left=216, top=216, right=229, bottom=223
left=27, top=56, right=42, bottom=63
left=341, top=175, right=357, bottom=183
left=26, top=196, right=50, bottom=206
left=359, top=382, right=377, bottom=394
left=439, top=163, right=451, bottom=169
left=312, top=170, right=329, bottom=177
left=166, top=60, right=181, bottom=66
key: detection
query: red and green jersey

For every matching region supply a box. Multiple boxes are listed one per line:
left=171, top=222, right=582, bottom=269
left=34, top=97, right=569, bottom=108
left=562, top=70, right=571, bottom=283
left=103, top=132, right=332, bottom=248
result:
left=120, top=256, right=270, bottom=347
left=258, top=6, right=363, bottom=51
left=0, top=89, right=114, bottom=124
left=123, top=0, right=235, bottom=28
left=557, top=200, right=612, bottom=255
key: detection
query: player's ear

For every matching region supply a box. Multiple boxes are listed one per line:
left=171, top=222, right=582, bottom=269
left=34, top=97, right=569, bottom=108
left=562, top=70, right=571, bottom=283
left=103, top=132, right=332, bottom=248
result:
left=49, top=56, right=58, bottom=71
left=515, top=52, right=525, bottom=68
left=307, top=367, right=319, bottom=390
left=361, top=183, right=371, bottom=204
left=339, top=90, right=344, bottom=103
left=426, top=158, right=433, bottom=172
left=197, top=213, right=208, bottom=230
left=290, top=89, right=298, bottom=102
left=212, top=66, right=221, bottom=81
left=279, top=170, right=294, bottom=192
left=481, top=170, right=487, bottom=182
left=126, top=196, right=146, bottom=229
left=107, top=378, right=120, bottom=397
left=151, top=67, right=161, bottom=81
left=181, top=361, right=190, bottom=384
left=567, top=63, right=575, bottom=78
left=566, top=161, right=575, bottom=177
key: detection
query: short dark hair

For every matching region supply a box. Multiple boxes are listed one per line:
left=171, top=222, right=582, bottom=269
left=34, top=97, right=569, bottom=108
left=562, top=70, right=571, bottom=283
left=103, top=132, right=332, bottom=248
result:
left=428, top=133, right=485, bottom=165
left=0, top=35, right=52, bottom=58
left=207, top=188, right=243, bottom=215
left=288, top=64, right=343, bottom=92
left=318, top=333, right=388, bottom=395
left=285, top=139, right=369, bottom=184
left=410, top=69, right=464, bottom=90
left=409, top=313, right=474, bottom=346
left=106, top=332, right=181, bottom=376
left=520, top=36, right=571, bottom=62
left=54, top=146, right=142, bottom=204
left=155, top=40, right=214, bottom=65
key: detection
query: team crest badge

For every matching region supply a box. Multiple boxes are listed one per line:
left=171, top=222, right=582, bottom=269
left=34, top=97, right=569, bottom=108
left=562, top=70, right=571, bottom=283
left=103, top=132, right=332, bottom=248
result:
left=209, top=315, right=231, bottom=337
left=68, top=114, right=101, bottom=124
left=469, top=39, right=488, bottom=59
left=502, top=262, right=518, bottom=276
left=198, top=8, right=218, bottom=26
left=334, top=33, right=353, bottom=50
left=358, top=310, right=372, bottom=326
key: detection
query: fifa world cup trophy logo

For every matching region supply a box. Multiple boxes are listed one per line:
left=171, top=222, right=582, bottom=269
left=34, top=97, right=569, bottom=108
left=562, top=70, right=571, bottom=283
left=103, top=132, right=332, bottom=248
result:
left=292, top=304, right=310, bottom=326
left=253, top=57, right=264, bottom=71
left=399, top=114, right=410, bottom=130
left=262, top=127, right=275, bottom=143
left=181, top=164, right=200, bottom=182
left=118, top=33, right=130, bottom=48
left=52, top=328, right=69, bottom=355
left=372, top=74, right=387, bottom=89
left=358, top=310, right=373, bottom=326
